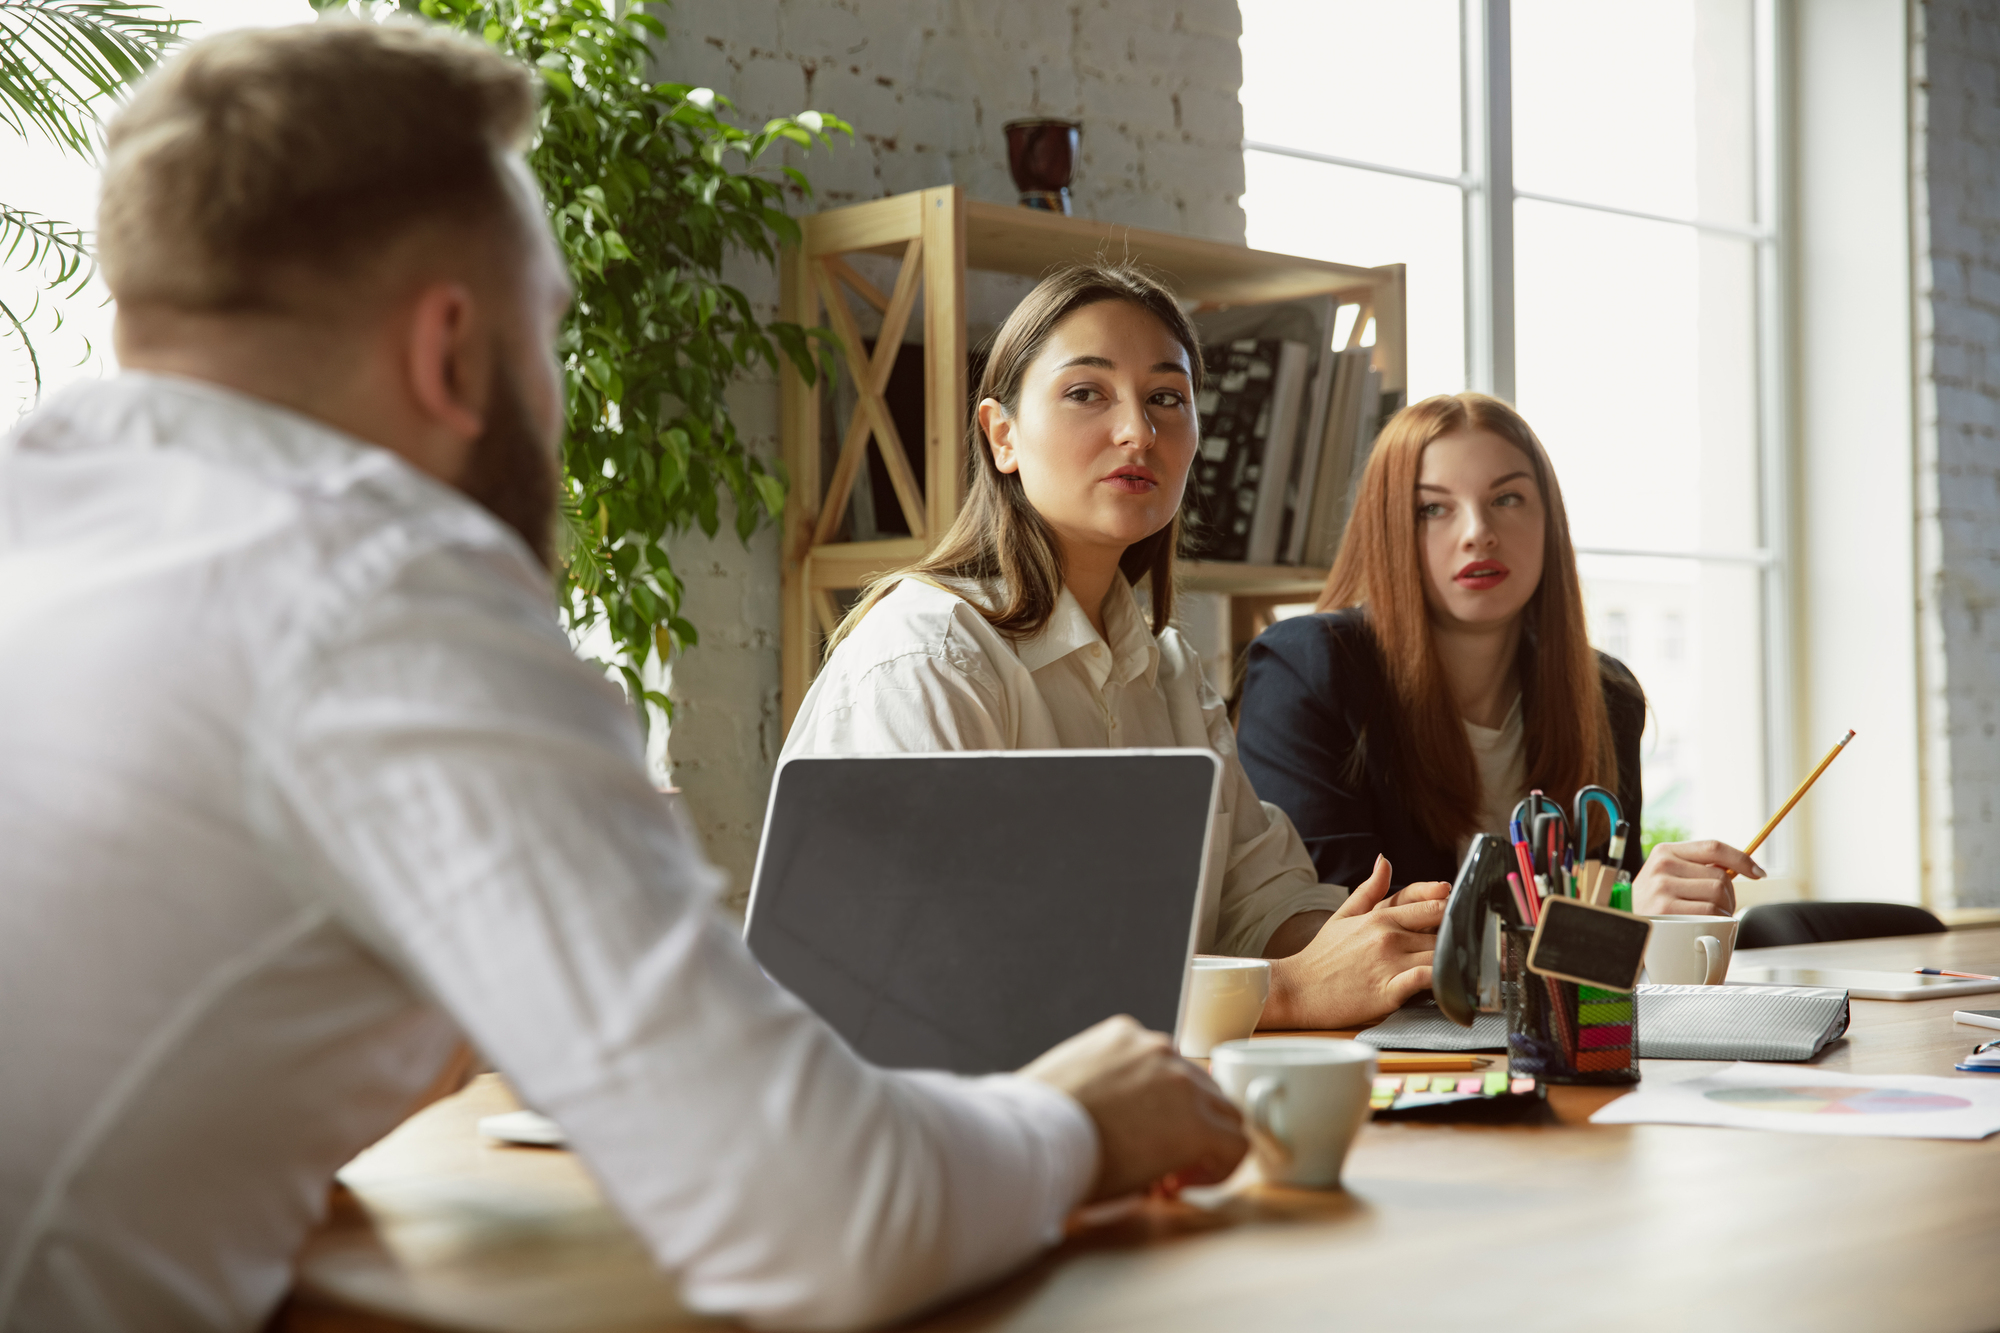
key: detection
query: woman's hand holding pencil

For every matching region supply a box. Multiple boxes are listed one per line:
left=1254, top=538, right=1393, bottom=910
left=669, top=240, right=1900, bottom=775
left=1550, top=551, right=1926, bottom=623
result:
left=1633, top=840, right=1764, bottom=916
left=1632, top=730, right=1854, bottom=918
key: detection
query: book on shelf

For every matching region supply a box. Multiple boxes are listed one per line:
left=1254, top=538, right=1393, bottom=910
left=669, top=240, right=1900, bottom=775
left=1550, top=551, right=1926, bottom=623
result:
left=1189, top=297, right=1337, bottom=565
left=1295, top=349, right=1384, bottom=570
left=1188, top=297, right=1397, bottom=570
left=1188, top=337, right=1311, bottom=563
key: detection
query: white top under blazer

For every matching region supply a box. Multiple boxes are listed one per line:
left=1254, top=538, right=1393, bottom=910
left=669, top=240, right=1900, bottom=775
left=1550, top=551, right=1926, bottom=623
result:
left=781, top=576, right=1350, bottom=957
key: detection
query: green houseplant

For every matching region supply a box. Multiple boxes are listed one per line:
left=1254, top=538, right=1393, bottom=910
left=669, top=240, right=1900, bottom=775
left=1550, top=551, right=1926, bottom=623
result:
left=314, top=0, right=849, bottom=714
left=1, top=0, right=183, bottom=396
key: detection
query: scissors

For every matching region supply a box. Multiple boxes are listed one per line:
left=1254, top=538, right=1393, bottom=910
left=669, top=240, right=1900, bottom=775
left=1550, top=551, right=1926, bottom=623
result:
left=1573, top=785, right=1623, bottom=862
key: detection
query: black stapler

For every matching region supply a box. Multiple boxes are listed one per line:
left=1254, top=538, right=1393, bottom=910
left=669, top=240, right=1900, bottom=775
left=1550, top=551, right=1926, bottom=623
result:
left=1432, top=833, right=1527, bottom=1027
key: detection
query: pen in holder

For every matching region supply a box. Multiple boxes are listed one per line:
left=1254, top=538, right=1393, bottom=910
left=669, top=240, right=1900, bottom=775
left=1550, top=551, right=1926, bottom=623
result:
left=1503, top=926, right=1639, bottom=1085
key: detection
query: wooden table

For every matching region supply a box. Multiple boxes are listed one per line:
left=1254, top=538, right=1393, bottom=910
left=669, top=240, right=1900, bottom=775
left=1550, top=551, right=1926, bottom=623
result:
left=277, top=930, right=2000, bottom=1333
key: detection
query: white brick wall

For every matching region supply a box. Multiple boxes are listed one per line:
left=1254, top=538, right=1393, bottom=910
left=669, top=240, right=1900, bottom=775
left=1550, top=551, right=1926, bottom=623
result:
left=649, top=0, right=1248, bottom=907
left=1917, top=0, right=2000, bottom=909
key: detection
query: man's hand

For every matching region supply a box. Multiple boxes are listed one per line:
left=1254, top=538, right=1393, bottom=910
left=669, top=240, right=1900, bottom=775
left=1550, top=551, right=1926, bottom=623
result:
left=1018, top=1015, right=1247, bottom=1202
left=1633, top=840, right=1762, bottom=916
left=1261, top=856, right=1446, bottom=1030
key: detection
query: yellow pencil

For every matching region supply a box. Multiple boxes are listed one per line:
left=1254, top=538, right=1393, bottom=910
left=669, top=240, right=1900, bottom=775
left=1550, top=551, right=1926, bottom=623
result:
left=1736, top=729, right=1856, bottom=868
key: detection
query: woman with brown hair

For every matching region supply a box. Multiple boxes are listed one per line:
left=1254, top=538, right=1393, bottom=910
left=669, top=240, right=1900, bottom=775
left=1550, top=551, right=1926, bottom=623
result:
left=782, top=262, right=1449, bottom=1029
left=1235, top=392, right=1758, bottom=916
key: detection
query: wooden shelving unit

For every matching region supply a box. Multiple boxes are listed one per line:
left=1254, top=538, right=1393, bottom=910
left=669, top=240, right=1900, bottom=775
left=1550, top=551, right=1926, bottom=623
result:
left=779, top=185, right=1407, bottom=726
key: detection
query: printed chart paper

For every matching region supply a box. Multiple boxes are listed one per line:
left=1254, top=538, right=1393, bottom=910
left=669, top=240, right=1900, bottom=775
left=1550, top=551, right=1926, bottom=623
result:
left=1590, top=1062, right=2000, bottom=1140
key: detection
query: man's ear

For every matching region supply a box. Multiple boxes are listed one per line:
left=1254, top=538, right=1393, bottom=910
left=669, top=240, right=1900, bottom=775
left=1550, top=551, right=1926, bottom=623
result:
left=978, top=398, right=1018, bottom=474
left=404, top=281, right=489, bottom=444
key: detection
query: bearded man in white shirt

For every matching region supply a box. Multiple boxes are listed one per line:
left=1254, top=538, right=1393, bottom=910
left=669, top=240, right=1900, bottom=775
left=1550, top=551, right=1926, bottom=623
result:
left=0, top=22, right=1249, bottom=1332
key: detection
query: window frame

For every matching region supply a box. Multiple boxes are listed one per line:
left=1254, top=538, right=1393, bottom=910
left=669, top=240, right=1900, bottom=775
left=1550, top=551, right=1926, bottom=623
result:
left=1241, top=0, right=1796, bottom=857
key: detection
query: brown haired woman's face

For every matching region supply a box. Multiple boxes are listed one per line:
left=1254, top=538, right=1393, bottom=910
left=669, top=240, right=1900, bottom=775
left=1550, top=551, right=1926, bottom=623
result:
left=1415, top=428, right=1546, bottom=631
left=980, top=299, right=1198, bottom=560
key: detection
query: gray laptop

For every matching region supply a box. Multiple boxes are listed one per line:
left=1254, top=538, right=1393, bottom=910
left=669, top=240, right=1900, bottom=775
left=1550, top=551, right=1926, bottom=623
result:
left=744, top=750, right=1222, bottom=1074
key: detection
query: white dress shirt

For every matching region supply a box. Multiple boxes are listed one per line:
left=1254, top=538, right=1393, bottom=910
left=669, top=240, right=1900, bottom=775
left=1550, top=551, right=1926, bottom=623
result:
left=782, top=577, right=1348, bottom=957
left=0, top=374, right=1095, bottom=1333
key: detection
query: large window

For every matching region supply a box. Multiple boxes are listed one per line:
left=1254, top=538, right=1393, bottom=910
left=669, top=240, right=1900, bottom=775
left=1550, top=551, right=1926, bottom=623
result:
left=1241, top=0, right=1786, bottom=861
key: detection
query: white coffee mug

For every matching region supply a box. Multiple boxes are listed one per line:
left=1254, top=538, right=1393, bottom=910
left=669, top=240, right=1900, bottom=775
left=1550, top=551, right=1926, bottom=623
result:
left=1643, top=914, right=1740, bottom=985
left=1178, top=956, right=1272, bottom=1058
left=1208, top=1037, right=1375, bottom=1189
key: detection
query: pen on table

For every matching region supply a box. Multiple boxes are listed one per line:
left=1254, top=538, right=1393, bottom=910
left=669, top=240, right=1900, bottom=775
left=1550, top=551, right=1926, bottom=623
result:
left=1375, top=1054, right=1490, bottom=1072
left=1915, top=968, right=2000, bottom=980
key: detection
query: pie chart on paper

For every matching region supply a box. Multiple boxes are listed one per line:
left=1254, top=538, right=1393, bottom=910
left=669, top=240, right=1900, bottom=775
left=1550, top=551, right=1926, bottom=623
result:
left=1705, top=1086, right=1973, bottom=1115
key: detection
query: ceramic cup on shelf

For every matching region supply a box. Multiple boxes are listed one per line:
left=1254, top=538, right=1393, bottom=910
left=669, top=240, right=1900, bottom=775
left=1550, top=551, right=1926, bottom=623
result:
left=1178, top=956, right=1272, bottom=1058
left=1208, top=1037, right=1376, bottom=1189
left=1642, top=914, right=1740, bottom=985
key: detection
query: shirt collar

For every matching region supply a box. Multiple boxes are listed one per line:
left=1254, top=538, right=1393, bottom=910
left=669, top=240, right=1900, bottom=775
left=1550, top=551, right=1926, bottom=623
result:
left=1015, top=581, right=1160, bottom=689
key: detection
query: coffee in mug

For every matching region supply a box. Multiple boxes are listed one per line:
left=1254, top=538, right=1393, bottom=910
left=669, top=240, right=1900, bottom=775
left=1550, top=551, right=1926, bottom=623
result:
left=1178, top=956, right=1271, bottom=1058
left=1642, top=914, right=1739, bottom=985
left=1208, top=1037, right=1375, bottom=1188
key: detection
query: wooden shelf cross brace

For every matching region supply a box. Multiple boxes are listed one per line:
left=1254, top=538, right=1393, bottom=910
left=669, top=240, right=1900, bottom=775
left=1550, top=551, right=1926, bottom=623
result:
left=811, top=239, right=928, bottom=545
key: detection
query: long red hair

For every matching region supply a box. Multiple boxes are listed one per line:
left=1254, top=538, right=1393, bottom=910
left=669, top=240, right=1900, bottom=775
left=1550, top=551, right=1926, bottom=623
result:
left=1317, top=392, right=1617, bottom=849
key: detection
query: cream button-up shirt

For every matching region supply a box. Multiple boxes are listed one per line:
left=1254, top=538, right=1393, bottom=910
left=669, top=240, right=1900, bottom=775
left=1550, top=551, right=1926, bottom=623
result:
left=782, top=577, right=1349, bottom=957
left=0, top=375, right=1095, bottom=1333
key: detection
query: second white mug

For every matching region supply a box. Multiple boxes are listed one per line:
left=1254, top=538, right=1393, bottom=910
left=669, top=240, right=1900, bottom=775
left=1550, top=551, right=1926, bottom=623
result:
left=1178, top=956, right=1272, bottom=1058
left=1643, top=914, right=1739, bottom=985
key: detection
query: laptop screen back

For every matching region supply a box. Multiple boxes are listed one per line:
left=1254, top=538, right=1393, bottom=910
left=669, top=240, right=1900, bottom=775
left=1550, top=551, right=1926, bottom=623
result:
left=745, top=750, right=1220, bottom=1074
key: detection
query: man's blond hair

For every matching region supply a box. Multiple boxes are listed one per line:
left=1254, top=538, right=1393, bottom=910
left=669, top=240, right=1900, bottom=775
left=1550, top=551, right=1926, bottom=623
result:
left=99, top=20, right=537, bottom=313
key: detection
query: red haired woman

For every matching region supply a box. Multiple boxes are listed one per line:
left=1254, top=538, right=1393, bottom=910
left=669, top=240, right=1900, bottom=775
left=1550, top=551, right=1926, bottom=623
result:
left=1235, top=393, right=1758, bottom=917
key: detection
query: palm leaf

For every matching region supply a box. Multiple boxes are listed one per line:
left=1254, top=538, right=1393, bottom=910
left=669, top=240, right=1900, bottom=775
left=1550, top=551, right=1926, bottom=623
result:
left=0, top=203, right=91, bottom=290
left=0, top=0, right=186, bottom=155
left=0, top=291, right=47, bottom=399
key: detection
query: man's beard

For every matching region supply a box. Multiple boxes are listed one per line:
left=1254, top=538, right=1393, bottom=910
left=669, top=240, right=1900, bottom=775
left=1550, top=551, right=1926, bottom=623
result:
left=458, top=363, right=560, bottom=571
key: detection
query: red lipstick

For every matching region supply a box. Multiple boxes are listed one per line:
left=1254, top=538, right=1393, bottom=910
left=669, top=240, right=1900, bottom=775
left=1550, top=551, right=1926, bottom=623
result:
left=1104, top=464, right=1159, bottom=494
left=1454, top=559, right=1510, bottom=591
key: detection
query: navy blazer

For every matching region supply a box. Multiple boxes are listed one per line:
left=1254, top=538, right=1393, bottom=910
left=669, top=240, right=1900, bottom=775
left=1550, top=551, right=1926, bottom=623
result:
left=1235, top=608, right=1647, bottom=892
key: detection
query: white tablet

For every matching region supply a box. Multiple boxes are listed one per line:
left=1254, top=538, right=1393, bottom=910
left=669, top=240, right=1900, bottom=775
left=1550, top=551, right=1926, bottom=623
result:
left=1728, top=966, right=2000, bottom=1001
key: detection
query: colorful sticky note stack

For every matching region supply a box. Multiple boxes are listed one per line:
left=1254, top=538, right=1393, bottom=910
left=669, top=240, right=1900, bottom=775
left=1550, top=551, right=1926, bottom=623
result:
left=1368, top=1072, right=1539, bottom=1111
left=1574, top=986, right=1634, bottom=1072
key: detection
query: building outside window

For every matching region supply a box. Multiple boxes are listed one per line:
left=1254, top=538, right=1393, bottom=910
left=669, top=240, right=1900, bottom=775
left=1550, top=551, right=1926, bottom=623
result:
left=1240, top=0, right=1783, bottom=859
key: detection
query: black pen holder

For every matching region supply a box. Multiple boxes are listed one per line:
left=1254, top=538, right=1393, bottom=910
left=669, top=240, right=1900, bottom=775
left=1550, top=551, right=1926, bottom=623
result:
left=1503, top=927, right=1639, bottom=1085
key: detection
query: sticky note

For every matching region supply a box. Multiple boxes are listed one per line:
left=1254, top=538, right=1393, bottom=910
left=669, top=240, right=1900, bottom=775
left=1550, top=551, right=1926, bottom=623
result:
left=1580, top=1024, right=1632, bottom=1049
left=1510, top=1077, right=1536, bottom=1095
left=1374, top=1076, right=1403, bottom=1092
left=1579, top=1001, right=1633, bottom=1025
left=1576, top=1047, right=1631, bottom=1072
left=1483, top=1071, right=1509, bottom=1096
left=1455, top=1077, right=1483, bottom=1094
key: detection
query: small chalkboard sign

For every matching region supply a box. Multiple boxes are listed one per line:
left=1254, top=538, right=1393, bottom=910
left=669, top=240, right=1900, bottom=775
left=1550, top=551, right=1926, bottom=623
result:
left=1526, top=898, right=1652, bottom=992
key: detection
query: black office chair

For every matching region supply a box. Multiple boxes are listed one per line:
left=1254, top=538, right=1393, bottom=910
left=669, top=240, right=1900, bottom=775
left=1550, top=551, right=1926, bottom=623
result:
left=1736, top=901, right=1947, bottom=950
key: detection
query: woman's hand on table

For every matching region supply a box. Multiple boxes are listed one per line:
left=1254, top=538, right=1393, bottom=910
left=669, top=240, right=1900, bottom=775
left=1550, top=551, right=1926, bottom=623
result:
left=1018, top=1015, right=1248, bottom=1201
left=1633, top=840, right=1763, bottom=916
left=1259, top=855, right=1448, bottom=1030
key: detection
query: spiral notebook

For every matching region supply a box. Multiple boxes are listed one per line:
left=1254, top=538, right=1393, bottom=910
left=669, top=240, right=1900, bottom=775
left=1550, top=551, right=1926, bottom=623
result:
left=1357, top=984, right=1850, bottom=1062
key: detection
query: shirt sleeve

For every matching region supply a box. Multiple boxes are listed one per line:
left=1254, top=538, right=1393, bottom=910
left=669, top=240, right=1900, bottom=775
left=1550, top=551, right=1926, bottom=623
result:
left=1186, top=647, right=1349, bottom=958
left=254, top=545, right=1097, bottom=1332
